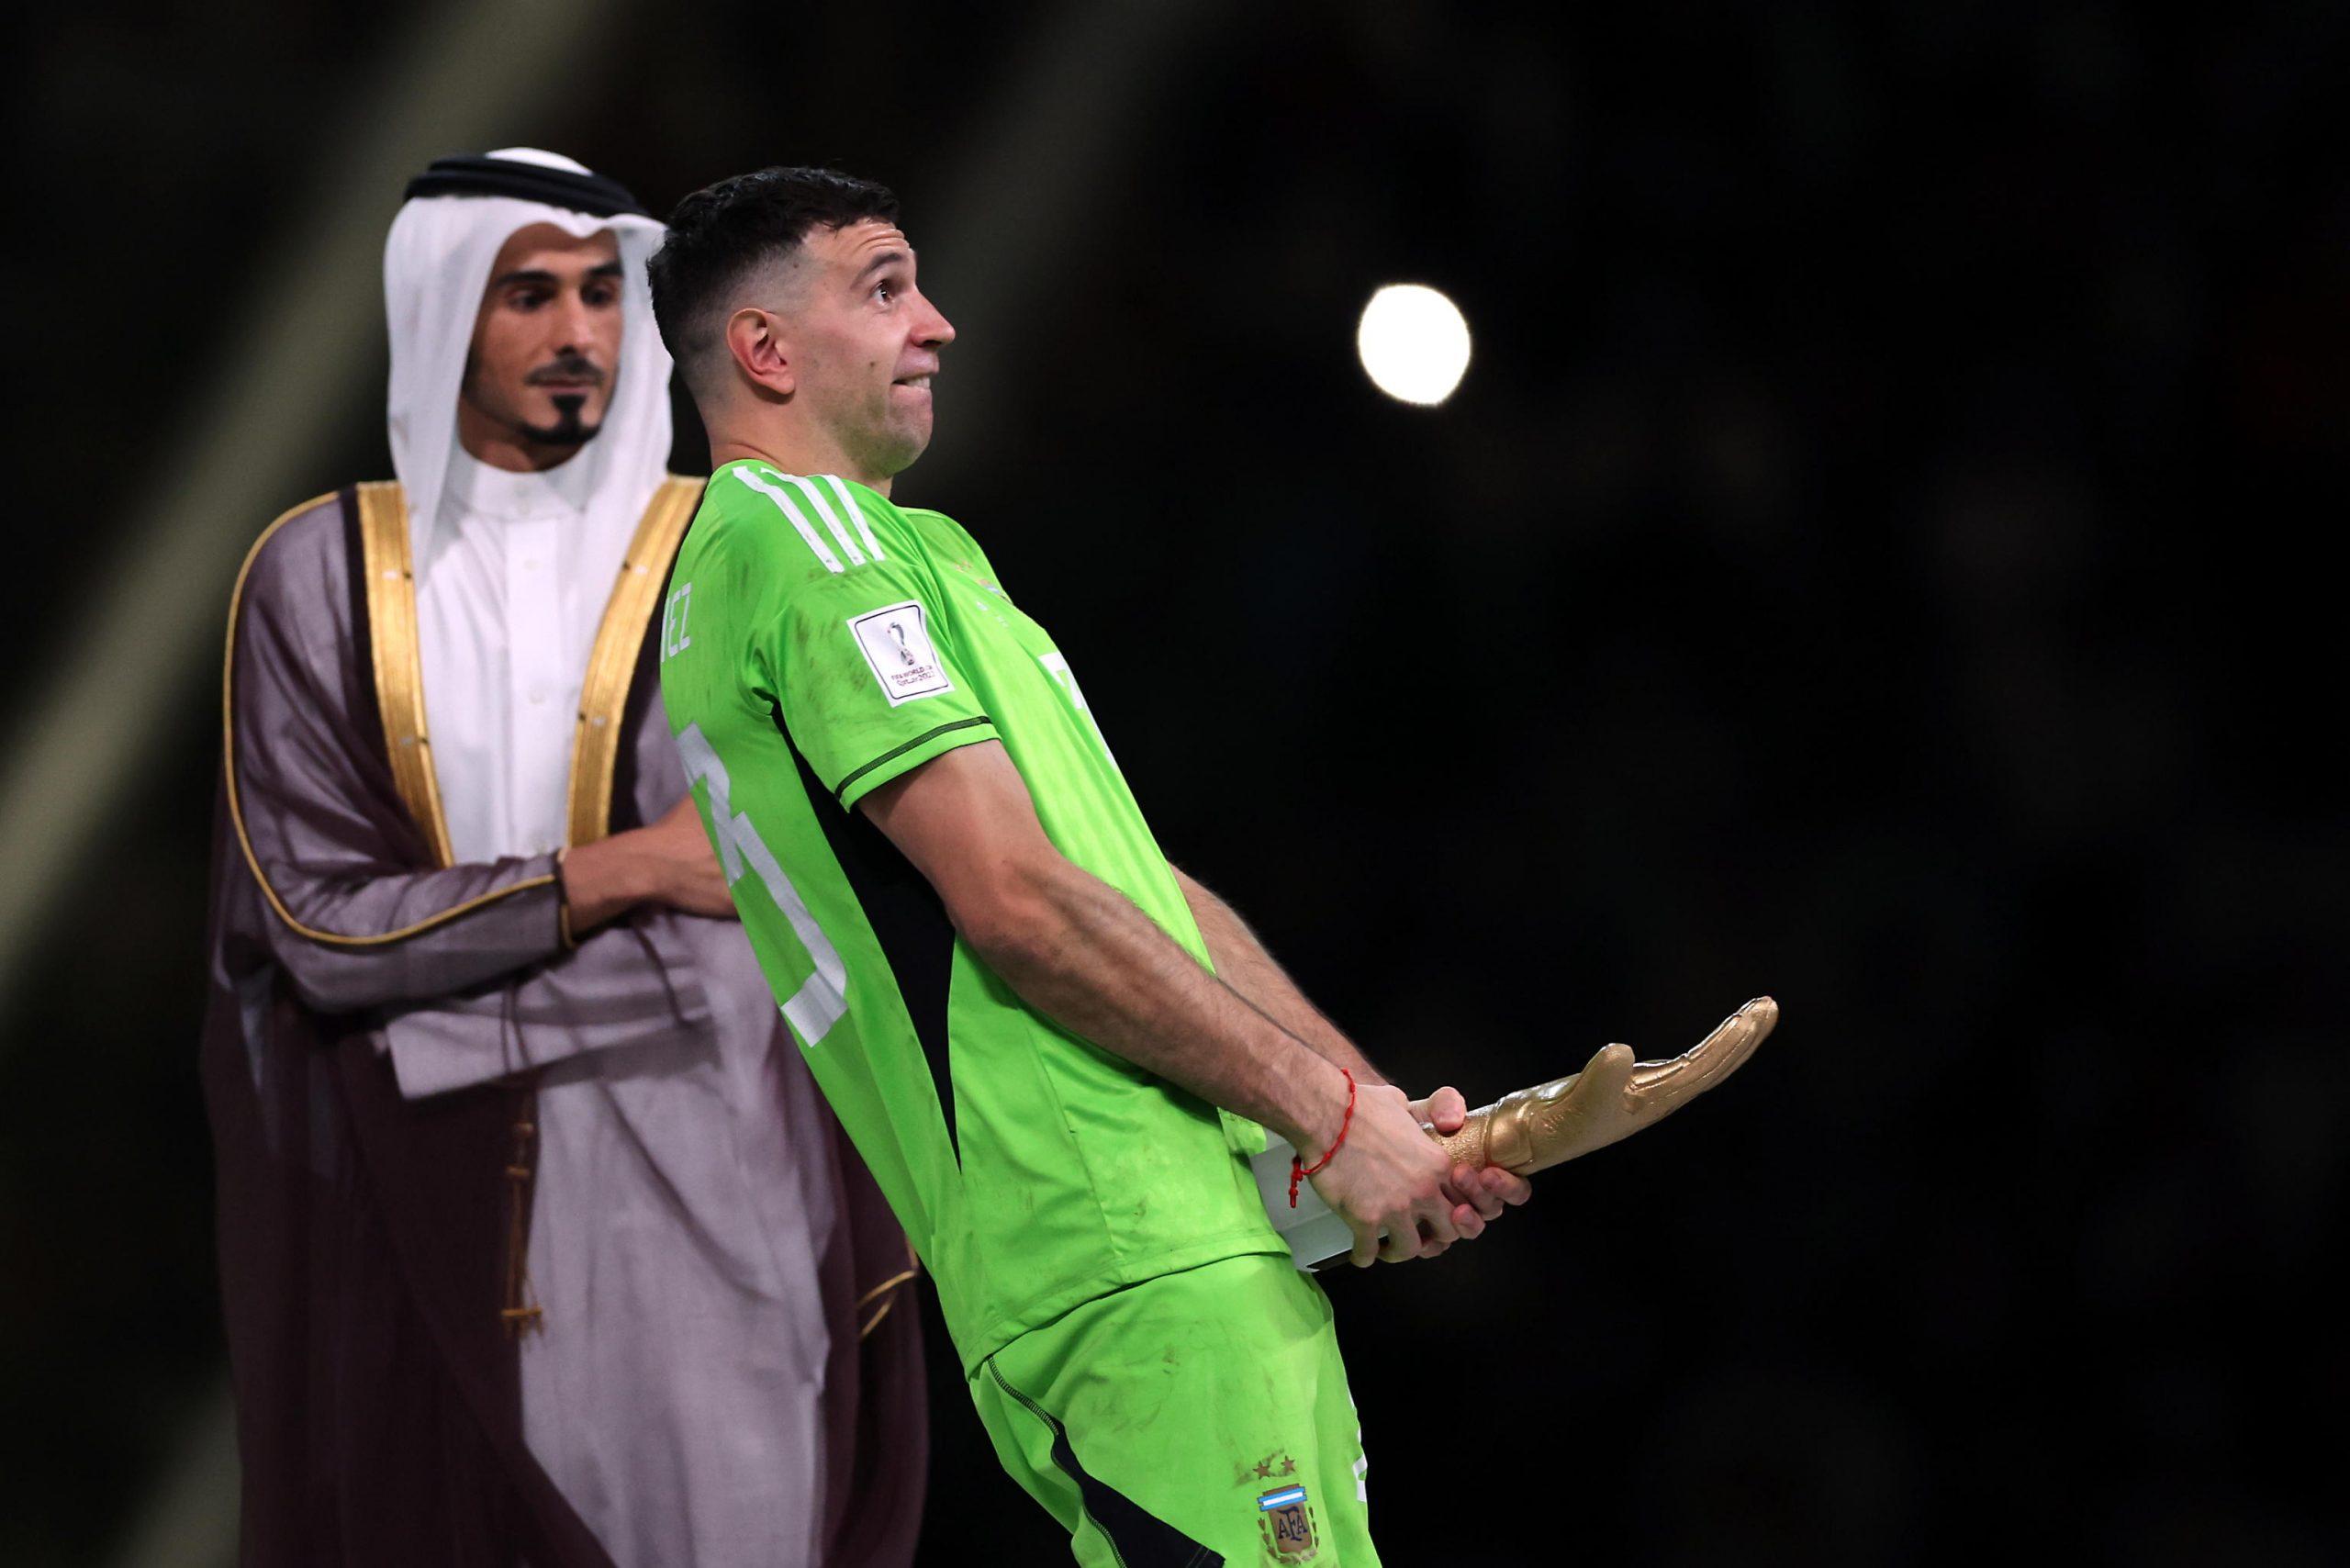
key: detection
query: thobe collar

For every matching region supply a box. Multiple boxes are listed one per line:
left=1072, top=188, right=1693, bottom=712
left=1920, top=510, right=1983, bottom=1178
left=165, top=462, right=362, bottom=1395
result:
left=416, top=434, right=639, bottom=868
left=440, top=442, right=599, bottom=524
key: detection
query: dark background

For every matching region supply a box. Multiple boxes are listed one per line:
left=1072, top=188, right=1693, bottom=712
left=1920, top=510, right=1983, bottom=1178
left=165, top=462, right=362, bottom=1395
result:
left=2, top=2, right=2342, bottom=1563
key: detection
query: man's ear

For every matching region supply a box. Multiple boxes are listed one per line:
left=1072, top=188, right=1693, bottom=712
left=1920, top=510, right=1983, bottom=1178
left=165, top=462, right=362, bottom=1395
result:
left=725, top=307, right=794, bottom=397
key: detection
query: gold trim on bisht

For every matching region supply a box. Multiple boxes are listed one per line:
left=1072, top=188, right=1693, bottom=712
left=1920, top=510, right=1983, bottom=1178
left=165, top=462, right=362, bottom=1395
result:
left=223, top=476, right=703, bottom=949
left=356, top=481, right=456, bottom=868
left=564, top=476, right=702, bottom=849
left=224, top=490, right=554, bottom=946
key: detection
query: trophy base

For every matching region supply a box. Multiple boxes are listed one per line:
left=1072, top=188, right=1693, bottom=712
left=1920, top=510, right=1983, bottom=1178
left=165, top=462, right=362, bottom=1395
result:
left=1249, top=1137, right=1355, bottom=1270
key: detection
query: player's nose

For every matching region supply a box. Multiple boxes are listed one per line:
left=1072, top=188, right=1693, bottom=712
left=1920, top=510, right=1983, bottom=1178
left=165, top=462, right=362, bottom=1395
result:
left=915, top=294, right=956, bottom=348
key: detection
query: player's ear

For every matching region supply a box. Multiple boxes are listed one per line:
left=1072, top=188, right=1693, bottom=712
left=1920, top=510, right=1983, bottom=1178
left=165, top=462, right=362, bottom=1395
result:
left=725, top=307, right=794, bottom=398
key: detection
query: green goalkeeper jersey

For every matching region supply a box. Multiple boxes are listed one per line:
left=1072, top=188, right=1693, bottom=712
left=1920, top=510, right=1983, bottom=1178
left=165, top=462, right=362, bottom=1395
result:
left=658, top=461, right=1286, bottom=1371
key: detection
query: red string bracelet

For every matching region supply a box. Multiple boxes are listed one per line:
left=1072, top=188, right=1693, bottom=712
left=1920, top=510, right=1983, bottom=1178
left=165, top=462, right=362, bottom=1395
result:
left=1288, top=1069, right=1356, bottom=1207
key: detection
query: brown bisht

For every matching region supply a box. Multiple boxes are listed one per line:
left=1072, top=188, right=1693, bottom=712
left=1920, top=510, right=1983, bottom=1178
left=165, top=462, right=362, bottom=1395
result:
left=200, top=485, right=925, bottom=1567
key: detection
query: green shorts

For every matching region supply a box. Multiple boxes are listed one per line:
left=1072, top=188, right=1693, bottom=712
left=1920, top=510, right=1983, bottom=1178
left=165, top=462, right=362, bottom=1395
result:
left=969, top=1253, right=1377, bottom=1567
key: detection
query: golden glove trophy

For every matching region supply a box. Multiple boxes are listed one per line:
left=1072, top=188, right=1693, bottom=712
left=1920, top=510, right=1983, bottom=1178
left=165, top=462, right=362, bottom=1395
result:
left=1250, top=997, right=1777, bottom=1266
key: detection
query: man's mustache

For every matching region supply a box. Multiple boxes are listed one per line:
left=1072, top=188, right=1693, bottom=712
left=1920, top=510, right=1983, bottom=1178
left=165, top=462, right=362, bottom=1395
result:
left=526, top=353, right=607, bottom=386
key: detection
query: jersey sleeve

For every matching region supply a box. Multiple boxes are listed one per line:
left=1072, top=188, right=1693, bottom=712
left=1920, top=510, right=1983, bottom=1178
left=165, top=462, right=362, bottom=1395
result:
left=753, top=555, right=1001, bottom=812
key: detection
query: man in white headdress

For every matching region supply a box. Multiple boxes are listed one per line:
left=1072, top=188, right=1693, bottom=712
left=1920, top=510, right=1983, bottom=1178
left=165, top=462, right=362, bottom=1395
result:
left=200, top=149, right=925, bottom=1568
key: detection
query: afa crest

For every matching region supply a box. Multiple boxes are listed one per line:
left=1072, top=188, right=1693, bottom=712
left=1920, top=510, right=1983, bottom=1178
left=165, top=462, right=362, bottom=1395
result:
left=1255, top=1483, right=1320, bottom=1562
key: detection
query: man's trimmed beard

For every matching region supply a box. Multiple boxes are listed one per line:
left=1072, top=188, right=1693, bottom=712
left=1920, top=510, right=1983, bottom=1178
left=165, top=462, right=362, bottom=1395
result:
left=518, top=393, right=602, bottom=448
left=461, top=345, right=610, bottom=450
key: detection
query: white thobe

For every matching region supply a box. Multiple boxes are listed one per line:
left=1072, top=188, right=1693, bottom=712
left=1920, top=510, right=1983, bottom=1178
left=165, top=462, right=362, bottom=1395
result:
left=420, top=447, right=632, bottom=865
left=388, top=448, right=836, bottom=1567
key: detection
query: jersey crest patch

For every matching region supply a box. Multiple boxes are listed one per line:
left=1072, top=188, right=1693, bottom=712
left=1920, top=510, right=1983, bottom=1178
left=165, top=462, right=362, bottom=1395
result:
left=1255, top=1484, right=1319, bottom=1562
left=847, top=600, right=953, bottom=705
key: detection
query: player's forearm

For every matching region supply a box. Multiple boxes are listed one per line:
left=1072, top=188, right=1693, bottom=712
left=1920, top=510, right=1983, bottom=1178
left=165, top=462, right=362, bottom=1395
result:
left=1171, top=868, right=1388, bottom=1087
left=966, top=864, right=1353, bottom=1155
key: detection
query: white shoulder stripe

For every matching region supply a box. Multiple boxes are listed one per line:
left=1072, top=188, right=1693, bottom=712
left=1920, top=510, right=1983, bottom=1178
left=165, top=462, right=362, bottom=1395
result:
left=787, top=475, right=868, bottom=567
left=821, top=474, right=886, bottom=561
left=733, top=466, right=843, bottom=573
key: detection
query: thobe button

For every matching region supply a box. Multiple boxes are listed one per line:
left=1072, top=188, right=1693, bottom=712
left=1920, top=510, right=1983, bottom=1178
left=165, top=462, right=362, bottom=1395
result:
left=528, top=687, right=547, bottom=704
left=522, top=556, right=542, bottom=571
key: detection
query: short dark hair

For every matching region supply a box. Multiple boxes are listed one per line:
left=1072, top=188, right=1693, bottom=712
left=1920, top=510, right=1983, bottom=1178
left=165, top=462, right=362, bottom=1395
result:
left=648, top=165, right=901, bottom=390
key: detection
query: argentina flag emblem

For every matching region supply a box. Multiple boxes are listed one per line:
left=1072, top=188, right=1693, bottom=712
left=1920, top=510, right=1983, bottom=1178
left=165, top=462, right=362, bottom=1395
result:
left=1255, top=1483, right=1319, bottom=1562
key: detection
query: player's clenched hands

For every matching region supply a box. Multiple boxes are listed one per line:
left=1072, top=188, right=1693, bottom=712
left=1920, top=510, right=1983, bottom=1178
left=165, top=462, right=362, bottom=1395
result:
left=1410, top=1086, right=1534, bottom=1237
left=1306, top=1083, right=1463, bottom=1268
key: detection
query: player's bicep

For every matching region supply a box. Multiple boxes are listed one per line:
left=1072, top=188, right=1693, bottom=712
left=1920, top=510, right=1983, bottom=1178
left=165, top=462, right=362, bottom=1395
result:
left=856, top=741, right=1063, bottom=945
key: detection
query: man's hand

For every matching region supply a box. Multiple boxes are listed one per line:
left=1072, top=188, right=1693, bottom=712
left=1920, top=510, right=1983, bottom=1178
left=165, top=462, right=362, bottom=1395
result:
left=558, top=795, right=736, bottom=933
left=1411, top=1086, right=1535, bottom=1238
left=1305, top=1083, right=1466, bottom=1268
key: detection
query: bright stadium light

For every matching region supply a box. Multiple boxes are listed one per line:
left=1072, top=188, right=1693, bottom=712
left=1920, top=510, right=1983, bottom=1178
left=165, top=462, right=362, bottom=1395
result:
left=1356, top=283, right=1472, bottom=406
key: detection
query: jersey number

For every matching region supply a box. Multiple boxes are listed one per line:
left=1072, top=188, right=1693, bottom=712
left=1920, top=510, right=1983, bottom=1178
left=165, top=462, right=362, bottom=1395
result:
left=674, top=722, right=849, bottom=1047
left=660, top=582, right=692, bottom=660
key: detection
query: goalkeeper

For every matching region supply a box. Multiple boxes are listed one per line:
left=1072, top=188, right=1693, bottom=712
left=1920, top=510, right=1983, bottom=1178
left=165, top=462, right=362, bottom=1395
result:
left=651, top=166, right=1531, bottom=1567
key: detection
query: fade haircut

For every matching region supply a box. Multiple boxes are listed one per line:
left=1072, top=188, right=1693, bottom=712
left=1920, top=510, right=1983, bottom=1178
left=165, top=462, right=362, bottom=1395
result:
left=647, top=165, right=901, bottom=394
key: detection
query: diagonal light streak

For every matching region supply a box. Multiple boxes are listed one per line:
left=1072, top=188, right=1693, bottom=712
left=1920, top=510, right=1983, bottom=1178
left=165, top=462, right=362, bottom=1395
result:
left=0, top=0, right=638, bottom=1031
left=42, top=3, right=647, bottom=1564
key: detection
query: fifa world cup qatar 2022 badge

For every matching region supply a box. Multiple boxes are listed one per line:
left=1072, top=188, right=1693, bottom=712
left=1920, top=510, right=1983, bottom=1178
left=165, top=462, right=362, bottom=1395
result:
left=1255, top=1482, right=1319, bottom=1562
left=848, top=600, right=953, bottom=705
